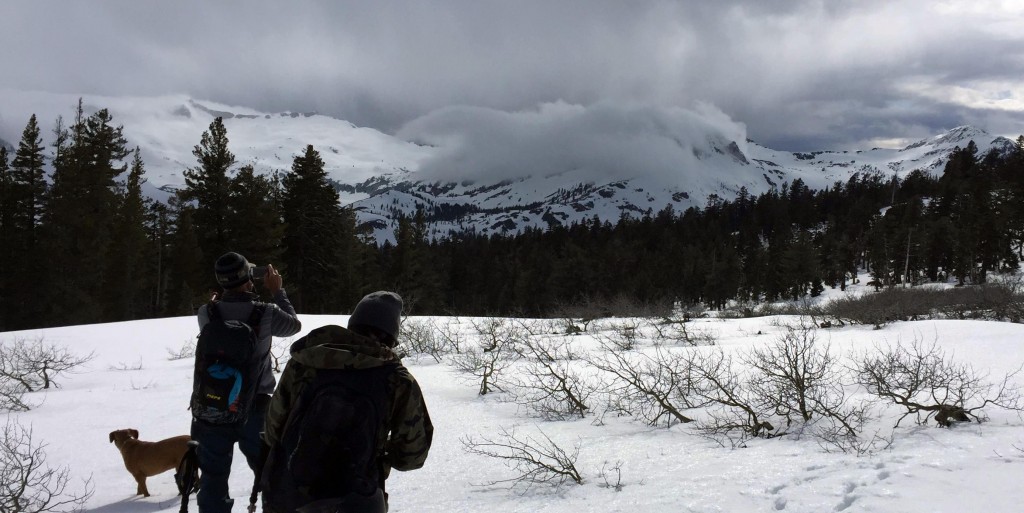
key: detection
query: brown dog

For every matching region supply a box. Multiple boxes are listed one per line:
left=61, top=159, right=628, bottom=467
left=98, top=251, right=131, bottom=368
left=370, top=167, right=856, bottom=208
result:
left=109, top=429, right=192, bottom=497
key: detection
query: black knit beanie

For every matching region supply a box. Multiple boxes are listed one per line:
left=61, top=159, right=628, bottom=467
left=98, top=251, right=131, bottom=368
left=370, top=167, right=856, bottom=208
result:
left=348, top=291, right=403, bottom=343
left=214, top=252, right=254, bottom=289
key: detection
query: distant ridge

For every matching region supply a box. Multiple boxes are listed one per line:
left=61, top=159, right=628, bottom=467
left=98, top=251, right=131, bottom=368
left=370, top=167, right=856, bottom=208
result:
left=0, top=90, right=1015, bottom=243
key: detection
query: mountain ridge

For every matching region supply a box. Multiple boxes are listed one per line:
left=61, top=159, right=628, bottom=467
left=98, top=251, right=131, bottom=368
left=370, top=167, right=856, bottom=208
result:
left=0, top=90, right=1015, bottom=243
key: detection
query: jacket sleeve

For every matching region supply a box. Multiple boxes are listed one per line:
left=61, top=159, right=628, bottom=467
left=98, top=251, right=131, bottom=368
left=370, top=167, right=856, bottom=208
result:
left=269, top=289, right=302, bottom=337
left=385, top=366, right=433, bottom=471
left=263, top=359, right=301, bottom=447
left=197, top=304, right=210, bottom=329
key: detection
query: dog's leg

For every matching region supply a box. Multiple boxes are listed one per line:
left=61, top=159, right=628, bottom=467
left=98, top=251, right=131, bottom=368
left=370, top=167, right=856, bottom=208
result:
left=134, top=473, right=150, bottom=497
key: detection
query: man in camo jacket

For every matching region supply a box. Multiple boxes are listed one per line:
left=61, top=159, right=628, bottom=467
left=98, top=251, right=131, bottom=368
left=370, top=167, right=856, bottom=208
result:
left=260, top=291, right=433, bottom=513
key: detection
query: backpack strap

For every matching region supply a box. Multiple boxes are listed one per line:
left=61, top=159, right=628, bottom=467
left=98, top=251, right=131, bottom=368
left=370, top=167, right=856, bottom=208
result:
left=247, top=304, right=267, bottom=337
left=207, top=301, right=221, bottom=321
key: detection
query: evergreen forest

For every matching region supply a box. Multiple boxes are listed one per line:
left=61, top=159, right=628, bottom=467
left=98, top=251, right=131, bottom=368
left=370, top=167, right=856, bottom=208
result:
left=1, top=104, right=1023, bottom=330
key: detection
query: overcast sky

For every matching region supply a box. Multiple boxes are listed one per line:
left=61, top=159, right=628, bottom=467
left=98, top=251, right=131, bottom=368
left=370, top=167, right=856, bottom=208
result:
left=1, top=0, right=1023, bottom=151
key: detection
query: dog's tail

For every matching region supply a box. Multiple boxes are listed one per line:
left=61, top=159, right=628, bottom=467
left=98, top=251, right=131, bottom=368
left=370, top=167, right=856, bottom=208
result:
left=175, top=441, right=200, bottom=513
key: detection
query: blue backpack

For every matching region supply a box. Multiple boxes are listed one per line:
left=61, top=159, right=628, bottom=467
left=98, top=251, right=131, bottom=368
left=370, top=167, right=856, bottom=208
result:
left=190, top=302, right=266, bottom=424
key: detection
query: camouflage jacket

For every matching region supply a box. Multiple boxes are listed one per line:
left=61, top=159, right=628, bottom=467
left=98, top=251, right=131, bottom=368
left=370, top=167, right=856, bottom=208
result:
left=262, top=325, right=433, bottom=479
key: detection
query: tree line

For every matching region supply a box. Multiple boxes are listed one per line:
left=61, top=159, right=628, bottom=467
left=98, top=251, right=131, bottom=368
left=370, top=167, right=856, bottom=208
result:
left=0, top=105, right=371, bottom=330
left=1, top=102, right=1022, bottom=329
left=381, top=139, right=1024, bottom=316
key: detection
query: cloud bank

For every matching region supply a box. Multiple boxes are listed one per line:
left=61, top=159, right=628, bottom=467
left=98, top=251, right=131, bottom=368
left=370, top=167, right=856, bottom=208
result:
left=397, top=101, right=748, bottom=187
left=1, top=0, right=1022, bottom=150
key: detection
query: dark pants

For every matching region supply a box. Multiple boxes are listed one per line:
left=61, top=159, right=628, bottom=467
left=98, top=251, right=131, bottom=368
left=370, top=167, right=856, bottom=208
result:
left=191, top=395, right=270, bottom=513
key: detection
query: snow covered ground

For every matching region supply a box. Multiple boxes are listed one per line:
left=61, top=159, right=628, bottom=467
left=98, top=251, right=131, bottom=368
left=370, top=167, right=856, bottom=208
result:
left=3, top=306, right=1023, bottom=513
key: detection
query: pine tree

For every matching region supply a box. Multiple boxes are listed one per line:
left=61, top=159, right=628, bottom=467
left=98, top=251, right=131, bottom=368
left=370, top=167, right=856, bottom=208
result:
left=281, top=145, right=358, bottom=313
left=40, top=103, right=130, bottom=326
left=144, top=200, right=173, bottom=316
left=180, top=117, right=235, bottom=265
left=102, top=148, right=151, bottom=320
left=226, top=164, right=284, bottom=282
left=5, top=115, right=48, bottom=328
left=0, top=147, right=12, bottom=329
left=9, top=115, right=47, bottom=253
left=164, top=204, right=206, bottom=315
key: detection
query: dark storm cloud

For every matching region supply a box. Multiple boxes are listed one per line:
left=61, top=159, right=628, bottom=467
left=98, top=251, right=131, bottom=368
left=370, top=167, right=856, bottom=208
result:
left=1, top=0, right=1022, bottom=151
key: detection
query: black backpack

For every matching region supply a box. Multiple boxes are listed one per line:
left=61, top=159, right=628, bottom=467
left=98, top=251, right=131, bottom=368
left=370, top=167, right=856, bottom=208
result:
left=262, top=364, right=397, bottom=511
left=190, top=302, right=267, bottom=424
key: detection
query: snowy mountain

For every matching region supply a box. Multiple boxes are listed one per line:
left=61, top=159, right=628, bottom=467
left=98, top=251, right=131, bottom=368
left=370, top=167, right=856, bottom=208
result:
left=0, top=90, right=1015, bottom=243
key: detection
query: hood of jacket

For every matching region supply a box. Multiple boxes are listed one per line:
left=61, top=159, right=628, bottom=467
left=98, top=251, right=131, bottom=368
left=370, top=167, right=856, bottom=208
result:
left=288, top=324, right=398, bottom=370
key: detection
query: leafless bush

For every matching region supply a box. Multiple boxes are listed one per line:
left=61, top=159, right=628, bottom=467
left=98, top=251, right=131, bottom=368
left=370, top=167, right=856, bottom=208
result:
left=604, top=320, right=641, bottom=351
left=586, top=340, right=707, bottom=427
left=0, top=379, right=30, bottom=412
left=717, top=300, right=820, bottom=319
left=166, top=339, right=195, bottom=361
left=108, top=359, right=144, bottom=372
left=269, top=338, right=292, bottom=373
left=688, top=349, right=777, bottom=444
left=461, top=426, right=583, bottom=490
left=401, top=319, right=462, bottom=363
left=670, top=301, right=708, bottom=322
left=552, top=296, right=670, bottom=333
left=854, top=337, right=1024, bottom=427
left=823, top=284, right=1024, bottom=327
left=687, top=323, right=870, bottom=446
left=448, top=318, right=521, bottom=395
left=0, top=338, right=94, bottom=392
left=506, top=334, right=593, bottom=420
left=743, top=322, right=860, bottom=437
left=0, top=421, right=94, bottom=513
left=597, top=460, right=625, bottom=491
left=649, top=320, right=716, bottom=347
left=550, top=298, right=609, bottom=335
left=816, top=420, right=894, bottom=456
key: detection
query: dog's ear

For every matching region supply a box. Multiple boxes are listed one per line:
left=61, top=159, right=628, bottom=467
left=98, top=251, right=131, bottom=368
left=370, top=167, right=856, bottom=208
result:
left=130, top=429, right=139, bottom=439
left=109, top=431, right=116, bottom=443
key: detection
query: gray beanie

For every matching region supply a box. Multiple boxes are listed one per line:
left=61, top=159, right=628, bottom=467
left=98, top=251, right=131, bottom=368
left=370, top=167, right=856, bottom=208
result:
left=214, top=252, right=254, bottom=289
left=348, top=291, right=403, bottom=342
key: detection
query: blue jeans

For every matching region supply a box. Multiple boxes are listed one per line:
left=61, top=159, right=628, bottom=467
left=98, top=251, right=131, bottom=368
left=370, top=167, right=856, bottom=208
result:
left=191, top=394, right=270, bottom=513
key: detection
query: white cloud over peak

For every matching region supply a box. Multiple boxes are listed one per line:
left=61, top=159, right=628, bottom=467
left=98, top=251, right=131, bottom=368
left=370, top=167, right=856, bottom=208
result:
left=397, top=101, right=749, bottom=186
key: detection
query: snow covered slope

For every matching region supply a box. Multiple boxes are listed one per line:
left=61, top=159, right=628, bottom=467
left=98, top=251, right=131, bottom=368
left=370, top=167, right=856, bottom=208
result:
left=0, top=90, right=1014, bottom=243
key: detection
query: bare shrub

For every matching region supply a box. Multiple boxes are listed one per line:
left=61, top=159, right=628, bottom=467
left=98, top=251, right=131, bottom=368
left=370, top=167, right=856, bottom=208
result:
left=0, top=379, right=30, bottom=412
left=550, top=298, right=609, bottom=335
left=0, top=338, right=95, bottom=392
left=586, top=340, right=707, bottom=427
left=604, top=320, right=641, bottom=351
left=816, top=421, right=895, bottom=456
left=687, top=323, right=870, bottom=446
left=670, top=301, right=708, bottom=322
left=507, top=334, right=593, bottom=420
left=688, top=348, right=777, bottom=444
left=649, top=320, right=716, bottom=347
left=461, top=426, right=583, bottom=490
left=823, top=284, right=1024, bottom=327
left=0, top=421, right=94, bottom=513
left=166, top=339, right=195, bottom=361
left=854, top=337, right=1024, bottom=427
left=743, top=322, right=860, bottom=437
left=401, top=319, right=461, bottom=363
left=597, top=460, right=625, bottom=491
left=269, top=338, right=292, bottom=373
left=552, top=296, right=670, bottom=334
left=717, top=300, right=819, bottom=319
left=108, top=359, right=144, bottom=372
left=448, top=318, right=521, bottom=395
